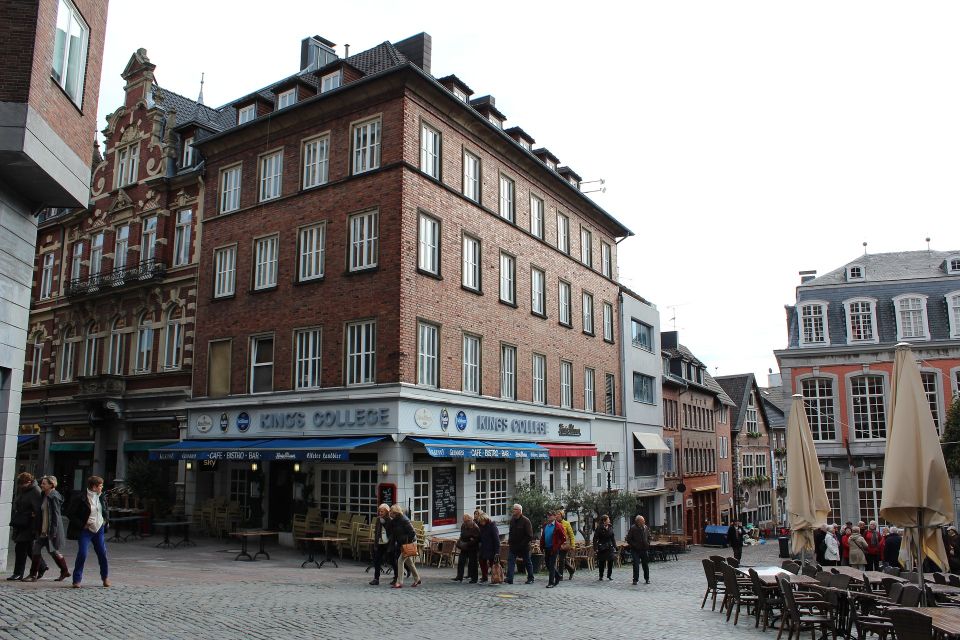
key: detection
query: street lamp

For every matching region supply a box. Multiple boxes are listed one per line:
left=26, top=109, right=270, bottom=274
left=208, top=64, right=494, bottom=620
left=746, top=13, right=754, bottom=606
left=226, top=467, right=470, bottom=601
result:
left=602, top=452, right=614, bottom=516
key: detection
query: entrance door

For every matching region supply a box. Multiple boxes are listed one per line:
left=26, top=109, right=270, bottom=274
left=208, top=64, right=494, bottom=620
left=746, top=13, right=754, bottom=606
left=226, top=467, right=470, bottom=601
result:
left=268, top=461, right=294, bottom=531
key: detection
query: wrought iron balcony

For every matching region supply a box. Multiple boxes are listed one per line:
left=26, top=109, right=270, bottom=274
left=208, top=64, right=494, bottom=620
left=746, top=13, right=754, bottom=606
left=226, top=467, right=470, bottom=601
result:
left=66, top=259, right=166, bottom=298
left=76, top=374, right=126, bottom=398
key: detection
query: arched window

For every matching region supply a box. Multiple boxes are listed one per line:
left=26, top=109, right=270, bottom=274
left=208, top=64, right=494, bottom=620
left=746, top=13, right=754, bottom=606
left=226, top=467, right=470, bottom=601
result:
left=163, top=306, right=184, bottom=370
left=30, top=334, right=44, bottom=385
left=59, top=326, right=76, bottom=382
left=134, top=312, right=153, bottom=373
left=108, top=317, right=126, bottom=375
left=82, top=321, right=99, bottom=377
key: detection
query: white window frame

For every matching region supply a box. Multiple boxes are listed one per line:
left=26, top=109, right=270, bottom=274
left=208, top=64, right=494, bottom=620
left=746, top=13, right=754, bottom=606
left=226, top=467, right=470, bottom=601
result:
left=531, top=267, right=545, bottom=316
left=498, top=175, right=515, bottom=223
left=253, top=235, right=279, bottom=290
left=948, top=291, right=960, bottom=339
left=107, top=319, right=125, bottom=375
left=238, top=104, right=256, bottom=124
left=259, top=150, right=283, bottom=202
left=921, top=370, right=942, bottom=434
left=115, top=143, right=139, bottom=188
left=113, top=225, right=129, bottom=272
left=89, top=232, right=103, bottom=277
left=302, top=135, right=330, bottom=189
left=798, top=301, right=829, bottom=346
left=633, top=372, right=655, bottom=404
left=584, top=367, right=595, bottom=412
left=320, top=71, right=341, bottom=93
left=602, top=302, right=614, bottom=341
left=70, top=241, right=83, bottom=281
left=893, top=294, right=930, bottom=341
left=181, top=136, right=194, bottom=167
left=529, top=195, right=544, bottom=239
left=51, top=0, right=89, bottom=107
left=475, top=467, right=509, bottom=518
left=558, top=280, right=572, bottom=326
left=462, top=234, right=480, bottom=292
left=632, top=319, right=653, bottom=350
left=82, top=323, right=98, bottom=377
left=348, top=210, right=379, bottom=271
left=249, top=334, right=274, bottom=394
left=420, top=123, right=441, bottom=179
left=352, top=117, right=381, bottom=175
left=847, top=264, right=865, bottom=281
left=417, top=321, right=439, bottom=387
left=163, top=307, right=184, bottom=371
left=30, top=339, right=43, bottom=385
left=173, top=209, right=192, bottom=266
left=220, top=165, right=242, bottom=213
left=294, top=327, right=323, bottom=390
left=580, top=227, right=593, bottom=267
left=40, top=253, right=55, bottom=299
left=499, top=252, right=516, bottom=305
left=462, top=334, right=481, bottom=395
left=843, top=297, right=878, bottom=345
left=134, top=314, right=153, bottom=374
left=346, top=320, right=376, bottom=386
left=556, top=213, right=569, bottom=253
left=213, top=245, right=237, bottom=298
left=601, top=242, right=612, bottom=278
left=560, top=360, right=573, bottom=408
left=463, top=150, right=480, bottom=202
left=801, top=377, right=837, bottom=441
left=59, top=330, right=76, bottom=382
left=850, top=373, right=886, bottom=440
left=277, top=88, right=296, bottom=109
left=500, top=344, right=516, bottom=400
left=582, top=291, right=594, bottom=334
left=417, top=213, right=440, bottom=275
left=140, top=217, right=157, bottom=263
left=532, top=353, right=546, bottom=405
left=298, top=223, right=326, bottom=282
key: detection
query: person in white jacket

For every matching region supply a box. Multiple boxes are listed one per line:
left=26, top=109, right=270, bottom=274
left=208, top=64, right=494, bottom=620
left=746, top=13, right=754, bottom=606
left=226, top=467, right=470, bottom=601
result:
left=824, top=524, right=841, bottom=566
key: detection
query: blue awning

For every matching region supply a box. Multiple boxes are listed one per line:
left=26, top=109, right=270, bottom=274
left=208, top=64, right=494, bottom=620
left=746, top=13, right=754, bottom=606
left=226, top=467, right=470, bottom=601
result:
left=148, top=437, right=384, bottom=462
left=17, top=435, right=38, bottom=445
left=410, top=437, right=549, bottom=460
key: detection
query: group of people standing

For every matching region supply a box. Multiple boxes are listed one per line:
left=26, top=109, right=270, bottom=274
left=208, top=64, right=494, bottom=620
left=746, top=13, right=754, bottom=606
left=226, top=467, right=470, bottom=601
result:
left=369, top=503, right=421, bottom=588
left=813, top=520, right=901, bottom=570
left=7, top=472, right=111, bottom=588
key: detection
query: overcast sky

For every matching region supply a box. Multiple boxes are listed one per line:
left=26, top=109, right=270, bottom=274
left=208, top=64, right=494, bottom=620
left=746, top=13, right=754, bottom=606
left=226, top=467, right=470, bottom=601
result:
left=95, top=1, right=960, bottom=384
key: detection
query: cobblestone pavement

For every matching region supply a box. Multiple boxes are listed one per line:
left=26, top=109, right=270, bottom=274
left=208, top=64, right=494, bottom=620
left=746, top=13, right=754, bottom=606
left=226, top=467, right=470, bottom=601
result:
left=0, top=535, right=784, bottom=640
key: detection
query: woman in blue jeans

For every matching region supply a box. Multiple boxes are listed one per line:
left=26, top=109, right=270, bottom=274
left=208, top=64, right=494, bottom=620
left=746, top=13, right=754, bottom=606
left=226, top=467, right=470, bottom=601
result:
left=67, top=475, right=110, bottom=588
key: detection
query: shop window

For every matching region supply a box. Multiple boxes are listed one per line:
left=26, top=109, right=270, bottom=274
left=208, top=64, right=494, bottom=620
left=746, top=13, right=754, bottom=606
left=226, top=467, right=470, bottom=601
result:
left=412, top=468, right=430, bottom=525
left=475, top=467, right=508, bottom=518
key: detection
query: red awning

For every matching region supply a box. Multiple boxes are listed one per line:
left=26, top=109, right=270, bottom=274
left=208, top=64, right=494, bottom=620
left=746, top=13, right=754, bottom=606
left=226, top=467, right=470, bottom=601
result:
left=540, top=443, right=598, bottom=458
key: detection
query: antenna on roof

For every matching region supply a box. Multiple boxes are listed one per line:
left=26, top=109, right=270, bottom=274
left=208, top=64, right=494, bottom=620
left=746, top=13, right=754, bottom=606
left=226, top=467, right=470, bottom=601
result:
left=862, top=241, right=868, bottom=255
left=926, top=237, right=931, bottom=251
left=197, top=73, right=205, bottom=105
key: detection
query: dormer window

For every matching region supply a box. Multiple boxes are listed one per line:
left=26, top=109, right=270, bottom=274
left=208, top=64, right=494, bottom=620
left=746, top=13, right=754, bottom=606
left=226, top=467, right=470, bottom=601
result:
left=843, top=297, right=879, bottom=344
left=547, top=159, right=557, bottom=171
left=277, top=89, right=296, bottom=109
left=893, top=294, right=930, bottom=341
left=453, top=87, right=467, bottom=102
left=321, top=71, right=341, bottom=93
left=520, top=140, right=532, bottom=151
left=948, top=257, right=960, bottom=274
left=181, top=136, right=194, bottom=168
left=847, top=265, right=864, bottom=281
left=488, top=113, right=502, bottom=128
left=798, top=301, right=829, bottom=346
left=238, top=104, right=256, bottom=124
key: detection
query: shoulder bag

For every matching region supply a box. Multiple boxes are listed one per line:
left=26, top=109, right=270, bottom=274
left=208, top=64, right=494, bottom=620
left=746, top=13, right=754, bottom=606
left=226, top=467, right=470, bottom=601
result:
left=401, top=542, right=419, bottom=558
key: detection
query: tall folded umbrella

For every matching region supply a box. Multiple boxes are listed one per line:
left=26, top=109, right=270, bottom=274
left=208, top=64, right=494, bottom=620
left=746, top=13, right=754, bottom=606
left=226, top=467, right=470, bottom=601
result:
left=786, top=394, right=831, bottom=557
left=880, top=343, right=954, bottom=590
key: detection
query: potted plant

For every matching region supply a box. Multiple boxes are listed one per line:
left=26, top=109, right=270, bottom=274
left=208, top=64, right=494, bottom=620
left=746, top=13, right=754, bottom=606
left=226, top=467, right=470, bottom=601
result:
left=125, top=458, right=175, bottom=532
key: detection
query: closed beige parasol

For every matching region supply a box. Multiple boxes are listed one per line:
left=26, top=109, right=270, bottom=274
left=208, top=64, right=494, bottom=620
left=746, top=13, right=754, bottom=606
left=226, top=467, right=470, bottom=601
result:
left=786, top=394, right=830, bottom=556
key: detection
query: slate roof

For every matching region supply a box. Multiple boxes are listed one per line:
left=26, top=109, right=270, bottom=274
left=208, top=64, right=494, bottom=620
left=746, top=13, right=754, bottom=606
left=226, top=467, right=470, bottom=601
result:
left=804, top=250, right=960, bottom=287
left=156, top=87, right=235, bottom=132
left=759, top=387, right=787, bottom=429
left=345, top=41, right=407, bottom=76
left=704, top=372, right=736, bottom=406
left=715, top=373, right=770, bottom=431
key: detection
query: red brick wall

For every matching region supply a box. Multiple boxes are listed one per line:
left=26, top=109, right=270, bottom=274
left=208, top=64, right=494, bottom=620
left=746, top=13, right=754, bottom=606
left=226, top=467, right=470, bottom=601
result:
left=0, top=0, right=39, bottom=102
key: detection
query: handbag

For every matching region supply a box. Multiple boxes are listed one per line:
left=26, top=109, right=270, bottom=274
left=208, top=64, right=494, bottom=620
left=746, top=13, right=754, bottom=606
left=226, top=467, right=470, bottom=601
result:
left=561, top=539, right=572, bottom=552
left=490, top=556, right=504, bottom=585
left=401, top=542, right=419, bottom=558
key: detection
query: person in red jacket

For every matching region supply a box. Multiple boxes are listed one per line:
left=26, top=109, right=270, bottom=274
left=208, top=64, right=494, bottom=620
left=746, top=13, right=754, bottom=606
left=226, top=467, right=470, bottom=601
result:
left=538, top=511, right=567, bottom=589
left=864, top=521, right=882, bottom=571
left=840, top=526, right=851, bottom=566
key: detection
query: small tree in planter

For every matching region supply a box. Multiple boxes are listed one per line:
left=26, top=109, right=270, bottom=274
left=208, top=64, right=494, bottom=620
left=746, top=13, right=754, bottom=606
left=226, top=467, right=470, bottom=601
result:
left=511, top=480, right=562, bottom=536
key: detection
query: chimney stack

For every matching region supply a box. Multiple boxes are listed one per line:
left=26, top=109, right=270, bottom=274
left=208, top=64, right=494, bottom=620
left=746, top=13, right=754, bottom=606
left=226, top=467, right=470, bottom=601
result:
left=799, top=270, right=817, bottom=284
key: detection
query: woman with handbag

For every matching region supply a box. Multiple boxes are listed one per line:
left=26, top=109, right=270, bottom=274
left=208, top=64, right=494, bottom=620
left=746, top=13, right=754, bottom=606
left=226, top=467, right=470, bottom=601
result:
left=25, top=475, right=71, bottom=582
left=388, top=504, right=420, bottom=588
left=7, top=472, right=46, bottom=581
left=593, top=514, right=617, bottom=581
left=476, top=511, right=500, bottom=583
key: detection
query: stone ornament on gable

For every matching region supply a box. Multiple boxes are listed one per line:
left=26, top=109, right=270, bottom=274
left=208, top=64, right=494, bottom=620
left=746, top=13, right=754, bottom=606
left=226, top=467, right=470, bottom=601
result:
left=140, top=189, right=161, bottom=212
left=109, top=188, right=133, bottom=214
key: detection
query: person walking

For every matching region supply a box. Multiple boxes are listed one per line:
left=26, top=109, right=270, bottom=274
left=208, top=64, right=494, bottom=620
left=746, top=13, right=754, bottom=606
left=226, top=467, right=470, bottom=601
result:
left=727, top=521, right=745, bottom=562
left=67, top=475, right=109, bottom=587
left=824, top=525, right=840, bottom=566
left=814, top=524, right=827, bottom=566
left=476, top=511, right=499, bottom=583
left=25, top=475, right=70, bottom=582
left=452, top=513, right=480, bottom=583
left=369, top=504, right=391, bottom=585
left=556, top=509, right=576, bottom=581
left=848, top=526, right=868, bottom=571
left=387, top=504, right=420, bottom=588
left=539, top=511, right=566, bottom=588
left=626, top=515, right=651, bottom=585
left=593, top=514, right=617, bottom=581
left=882, top=527, right=902, bottom=569
left=506, top=503, right=535, bottom=585
left=7, top=472, right=46, bottom=581
left=864, top=521, right=881, bottom=571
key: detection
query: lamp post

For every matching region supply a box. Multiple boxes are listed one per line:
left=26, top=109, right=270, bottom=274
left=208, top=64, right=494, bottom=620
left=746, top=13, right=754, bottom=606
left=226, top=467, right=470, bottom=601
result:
left=602, top=452, right=614, bottom=516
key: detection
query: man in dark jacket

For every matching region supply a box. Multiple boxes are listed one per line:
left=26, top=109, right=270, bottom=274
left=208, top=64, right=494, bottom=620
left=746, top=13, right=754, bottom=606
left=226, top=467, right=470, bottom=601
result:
left=626, top=515, right=651, bottom=585
left=539, top=511, right=567, bottom=588
left=453, top=513, right=480, bottom=583
left=882, top=527, right=902, bottom=568
left=506, top=503, right=535, bottom=585
left=7, top=473, right=46, bottom=581
left=728, top=522, right=745, bottom=562
left=814, top=525, right=827, bottom=565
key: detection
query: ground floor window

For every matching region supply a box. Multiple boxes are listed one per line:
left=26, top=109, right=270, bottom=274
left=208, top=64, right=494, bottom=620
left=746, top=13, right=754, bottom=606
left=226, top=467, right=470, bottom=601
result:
left=412, top=468, right=430, bottom=525
left=316, top=467, right=379, bottom=521
left=475, top=467, right=508, bottom=518
left=229, top=469, right=251, bottom=519
left=349, top=468, right=379, bottom=520
left=665, top=502, right=682, bottom=533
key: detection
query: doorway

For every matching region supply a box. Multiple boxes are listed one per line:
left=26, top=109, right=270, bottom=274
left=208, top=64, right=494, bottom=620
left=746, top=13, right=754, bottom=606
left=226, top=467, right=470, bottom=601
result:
left=268, top=461, right=294, bottom=531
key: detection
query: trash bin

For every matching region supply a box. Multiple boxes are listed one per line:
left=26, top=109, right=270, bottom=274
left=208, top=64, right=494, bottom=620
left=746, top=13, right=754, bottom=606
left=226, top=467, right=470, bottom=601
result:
left=778, top=536, right=790, bottom=558
left=704, top=525, right=728, bottom=547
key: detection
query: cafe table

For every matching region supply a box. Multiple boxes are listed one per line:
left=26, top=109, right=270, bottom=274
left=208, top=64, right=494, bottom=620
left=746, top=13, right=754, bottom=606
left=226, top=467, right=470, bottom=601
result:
left=863, top=571, right=906, bottom=583
left=108, top=515, right=143, bottom=543
left=297, top=536, right=348, bottom=569
left=892, top=607, right=960, bottom=637
left=153, top=521, right=193, bottom=549
left=230, top=530, right=278, bottom=561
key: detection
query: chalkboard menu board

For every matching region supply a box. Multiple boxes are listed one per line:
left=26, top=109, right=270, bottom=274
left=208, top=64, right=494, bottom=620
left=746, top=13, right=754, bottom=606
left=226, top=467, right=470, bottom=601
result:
left=377, top=483, right=396, bottom=507
left=431, top=466, right=457, bottom=526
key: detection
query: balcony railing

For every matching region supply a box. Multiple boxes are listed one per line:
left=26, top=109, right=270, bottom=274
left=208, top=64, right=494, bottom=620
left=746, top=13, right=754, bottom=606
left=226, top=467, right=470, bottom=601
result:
left=66, top=260, right=166, bottom=298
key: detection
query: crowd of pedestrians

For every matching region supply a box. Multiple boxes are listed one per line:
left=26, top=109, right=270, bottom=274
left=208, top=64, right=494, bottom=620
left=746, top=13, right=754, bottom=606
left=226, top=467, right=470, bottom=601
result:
left=812, top=520, right=904, bottom=570
left=7, top=473, right=110, bottom=588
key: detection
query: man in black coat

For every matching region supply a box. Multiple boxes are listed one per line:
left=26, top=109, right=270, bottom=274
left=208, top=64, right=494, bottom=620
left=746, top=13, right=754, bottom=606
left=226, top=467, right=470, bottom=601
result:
left=882, top=527, right=902, bottom=568
left=814, top=525, right=827, bottom=565
left=626, top=515, right=651, bottom=585
left=506, top=504, right=535, bottom=584
left=7, top=473, right=46, bottom=581
left=728, top=522, right=745, bottom=562
left=453, top=513, right=480, bottom=583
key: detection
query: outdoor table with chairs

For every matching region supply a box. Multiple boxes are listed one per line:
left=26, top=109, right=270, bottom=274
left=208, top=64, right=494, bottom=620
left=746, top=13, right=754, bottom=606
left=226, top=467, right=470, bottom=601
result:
left=296, top=536, right=347, bottom=569
left=152, top=521, right=194, bottom=549
left=230, top=530, right=278, bottom=562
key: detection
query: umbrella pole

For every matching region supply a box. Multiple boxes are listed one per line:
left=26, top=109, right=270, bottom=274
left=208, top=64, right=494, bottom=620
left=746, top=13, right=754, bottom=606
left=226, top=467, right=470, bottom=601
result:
left=917, top=508, right=926, bottom=607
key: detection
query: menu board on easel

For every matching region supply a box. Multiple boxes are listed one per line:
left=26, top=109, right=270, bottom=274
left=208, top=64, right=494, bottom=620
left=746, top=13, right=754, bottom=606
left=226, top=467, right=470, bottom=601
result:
left=431, top=466, right=457, bottom=526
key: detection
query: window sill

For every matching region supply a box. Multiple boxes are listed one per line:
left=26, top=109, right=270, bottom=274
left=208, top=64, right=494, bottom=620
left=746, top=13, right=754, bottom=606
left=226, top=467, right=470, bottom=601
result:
left=300, top=180, right=331, bottom=194
left=603, top=338, right=615, bottom=345
left=250, top=285, right=278, bottom=294
left=50, top=75, right=84, bottom=114
left=258, top=195, right=282, bottom=204
left=558, top=321, right=572, bottom=329
left=345, top=266, right=379, bottom=276
left=531, top=310, right=547, bottom=320
left=499, top=299, right=518, bottom=309
left=631, top=343, right=653, bottom=352
left=583, top=330, right=596, bottom=338
left=417, top=268, right=443, bottom=281
left=461, top=285, right=483, bottom=296
left=212, top=293, right=236, bottom=301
